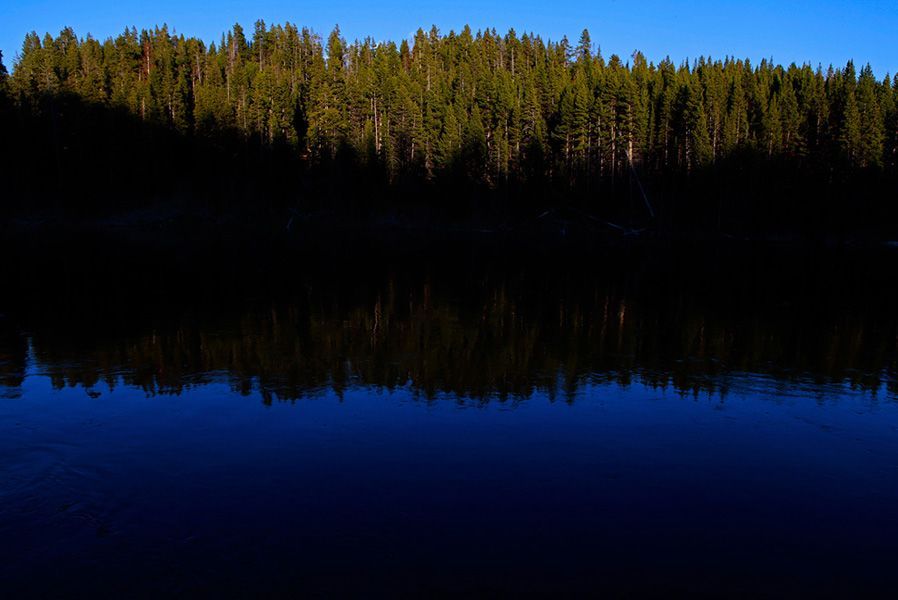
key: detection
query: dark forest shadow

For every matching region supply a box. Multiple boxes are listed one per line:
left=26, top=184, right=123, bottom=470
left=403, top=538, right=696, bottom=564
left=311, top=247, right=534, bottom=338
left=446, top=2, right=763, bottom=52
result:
left=2, top=90, right=896, bottom=239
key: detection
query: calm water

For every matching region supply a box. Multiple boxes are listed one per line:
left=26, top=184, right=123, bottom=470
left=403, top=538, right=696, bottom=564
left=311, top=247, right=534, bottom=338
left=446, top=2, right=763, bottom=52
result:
left=2, top=241, right=898, bottom=596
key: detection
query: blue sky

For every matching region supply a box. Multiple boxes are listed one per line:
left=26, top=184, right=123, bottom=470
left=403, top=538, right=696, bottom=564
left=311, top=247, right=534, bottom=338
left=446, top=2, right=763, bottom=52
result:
left=3, top=0, right=896, bottom=77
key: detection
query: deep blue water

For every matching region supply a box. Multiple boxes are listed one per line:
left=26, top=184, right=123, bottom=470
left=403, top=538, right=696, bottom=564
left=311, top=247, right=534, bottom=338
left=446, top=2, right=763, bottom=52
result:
left=3, top=366, right=898, bottom=596
left=2, top=244, right=898, bottom=596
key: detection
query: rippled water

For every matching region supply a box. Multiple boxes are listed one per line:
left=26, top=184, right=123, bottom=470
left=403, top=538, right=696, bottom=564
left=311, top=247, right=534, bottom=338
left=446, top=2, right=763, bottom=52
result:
left=2, top=242, right=898, bottom=595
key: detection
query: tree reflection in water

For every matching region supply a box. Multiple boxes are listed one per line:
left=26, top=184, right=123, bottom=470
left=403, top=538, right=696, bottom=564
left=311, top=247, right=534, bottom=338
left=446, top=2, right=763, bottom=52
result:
left=2, top=242, right=896, bottom=403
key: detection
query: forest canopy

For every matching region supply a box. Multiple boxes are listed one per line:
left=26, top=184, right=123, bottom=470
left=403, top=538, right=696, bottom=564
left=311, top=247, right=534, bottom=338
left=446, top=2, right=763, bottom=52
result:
left=1, top=23, right=897, bottom=235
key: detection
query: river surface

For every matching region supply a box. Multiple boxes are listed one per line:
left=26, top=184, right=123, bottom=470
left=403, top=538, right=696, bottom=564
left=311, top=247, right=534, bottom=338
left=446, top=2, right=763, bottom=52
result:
left=2, top=241, right=897, bottom=596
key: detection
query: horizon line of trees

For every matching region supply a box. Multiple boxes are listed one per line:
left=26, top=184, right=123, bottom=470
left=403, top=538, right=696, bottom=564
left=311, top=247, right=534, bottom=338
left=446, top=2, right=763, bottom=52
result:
left=1, top=23, right=897, bottom=231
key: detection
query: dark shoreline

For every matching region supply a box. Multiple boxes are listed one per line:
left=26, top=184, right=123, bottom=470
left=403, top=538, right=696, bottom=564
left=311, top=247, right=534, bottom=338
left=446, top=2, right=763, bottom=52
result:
left=5, top=206, right=898, bottom=254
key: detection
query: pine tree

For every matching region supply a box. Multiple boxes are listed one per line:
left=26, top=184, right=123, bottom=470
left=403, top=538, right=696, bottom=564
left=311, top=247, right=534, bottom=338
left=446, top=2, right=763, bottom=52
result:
left=437, top=102, right=462, bottom=170
left=13, top=32, right=54, bottom=95
left=762, top=95, right=783, bottom=157
left=856, top=64, right=884, bottom=168
left=837, top=62, right=862, bottom=167
left=463, top=103, right=488, bottom=181
left=576, top=29, right=592, bottom=65
left=723, top=71, right=748, bottom=153
left=779, top=74, right=803, bottom=156
left=0, top=50, right=8, bottom=96
left=683, top=75, right=713, bottom=168
left=555, top=74, right=589, bottom=173
left=885, top=75, right=898, bottom=170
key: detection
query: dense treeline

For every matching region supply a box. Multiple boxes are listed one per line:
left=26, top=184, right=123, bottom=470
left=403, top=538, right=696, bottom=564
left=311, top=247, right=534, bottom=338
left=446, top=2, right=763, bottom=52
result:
left=2, top=24, right=897, bottom=234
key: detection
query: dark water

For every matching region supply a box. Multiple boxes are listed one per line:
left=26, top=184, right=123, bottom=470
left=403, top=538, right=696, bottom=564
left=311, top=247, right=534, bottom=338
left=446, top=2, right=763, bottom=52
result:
left=2, top=241, right=898, bottom=596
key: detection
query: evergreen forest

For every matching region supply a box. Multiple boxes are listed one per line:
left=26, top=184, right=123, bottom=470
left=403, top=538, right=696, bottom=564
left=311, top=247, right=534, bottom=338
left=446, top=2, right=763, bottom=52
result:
left=1, top=23, right=897, bottom=236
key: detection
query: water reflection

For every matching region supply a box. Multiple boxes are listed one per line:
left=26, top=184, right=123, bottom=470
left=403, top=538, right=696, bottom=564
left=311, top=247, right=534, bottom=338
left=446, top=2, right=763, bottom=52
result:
left=4, top=242, right=898, bottom=596
left=0, top=320, right=26, bottom=397
left=2, top=243, right=897, bottom=402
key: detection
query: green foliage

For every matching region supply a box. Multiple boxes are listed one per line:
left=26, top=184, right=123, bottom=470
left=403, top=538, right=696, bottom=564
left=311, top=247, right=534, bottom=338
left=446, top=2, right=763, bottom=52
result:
left=0, top=50, right=9, bottom=118
left=4, top=23, right=896, bottom=229
left=0, top=50, right=9, bottom=90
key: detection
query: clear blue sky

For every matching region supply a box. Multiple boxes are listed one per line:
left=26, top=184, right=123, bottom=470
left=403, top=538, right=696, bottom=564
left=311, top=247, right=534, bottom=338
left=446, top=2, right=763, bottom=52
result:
left=3, top=0, right=896, bottom=77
